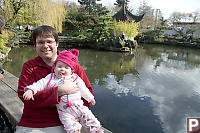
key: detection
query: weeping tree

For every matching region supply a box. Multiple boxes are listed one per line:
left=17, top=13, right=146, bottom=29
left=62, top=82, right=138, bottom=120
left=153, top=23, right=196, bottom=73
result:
left=3, top=0, right=25, bottom=22
left=0, top=0, right=66, bottom=32
left=0, top=0, right=66, bottom=47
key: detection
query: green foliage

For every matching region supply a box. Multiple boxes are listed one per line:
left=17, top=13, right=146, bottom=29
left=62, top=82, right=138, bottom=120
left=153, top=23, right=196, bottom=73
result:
left=64, top=7, right=90, bottom=33
left=143, top=29, right=164, bottom=38
left=113, top=20, right=139, bottom=39
left=86, top=6, right=114, bottom=42
left=3, top=24, right=31, bottom=47
left=64, top=3, right=114, bottom=43
left=75, top=34, right=87, bottom=41
left=139, top=28, right=167, bottom=43
left=78, top=0, right=102, bottom=14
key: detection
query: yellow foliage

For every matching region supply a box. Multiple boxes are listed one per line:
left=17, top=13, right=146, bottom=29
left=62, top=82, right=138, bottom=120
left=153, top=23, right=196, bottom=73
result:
left=1, top=0, right=66, bottom=33
left=35, top=0, right=66, bottom=32
left=31, top=0, right=66, bottom=33
left=113, top=20, right=139, bottom=39
left=0, top=31, right=9, bottom=53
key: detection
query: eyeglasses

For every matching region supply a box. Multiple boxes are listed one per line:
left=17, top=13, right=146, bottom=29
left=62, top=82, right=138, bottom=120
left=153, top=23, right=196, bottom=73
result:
left=36, top=40, right=56, bottom=46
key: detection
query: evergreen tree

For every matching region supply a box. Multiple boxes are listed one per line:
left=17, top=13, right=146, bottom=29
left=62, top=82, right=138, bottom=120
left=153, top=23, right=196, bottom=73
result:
left=64, top=6, right=90, bottom=34
left=87, top=6, right=114, bottom=42
left=78, top=0, right=101, bottom=14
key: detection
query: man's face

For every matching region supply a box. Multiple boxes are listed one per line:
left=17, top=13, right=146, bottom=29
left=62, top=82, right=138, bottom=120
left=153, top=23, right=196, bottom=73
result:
left=35, top=36, right=58, bottom=61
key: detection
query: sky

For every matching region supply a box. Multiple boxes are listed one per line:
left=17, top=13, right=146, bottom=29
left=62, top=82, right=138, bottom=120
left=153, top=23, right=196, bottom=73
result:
left=66, top=0, right=200, bottom=19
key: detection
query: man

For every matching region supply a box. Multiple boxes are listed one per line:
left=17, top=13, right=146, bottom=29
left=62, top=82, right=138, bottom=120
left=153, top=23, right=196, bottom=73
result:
left=0, top=15, right=6, bottom=81
left=16, top=25, right=93, bottom=133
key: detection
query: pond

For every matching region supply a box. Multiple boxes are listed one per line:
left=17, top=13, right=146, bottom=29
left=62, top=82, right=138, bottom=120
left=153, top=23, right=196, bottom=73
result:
left=3, top=44, right=200, bottom=133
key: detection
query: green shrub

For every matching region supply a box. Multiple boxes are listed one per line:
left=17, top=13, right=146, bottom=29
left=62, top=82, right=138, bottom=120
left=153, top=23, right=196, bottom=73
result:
left=76, top=34, right=87, bottom=40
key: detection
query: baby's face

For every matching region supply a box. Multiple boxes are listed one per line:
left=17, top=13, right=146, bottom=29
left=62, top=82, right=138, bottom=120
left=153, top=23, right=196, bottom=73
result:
left=54, top=61, right=72, bottom=78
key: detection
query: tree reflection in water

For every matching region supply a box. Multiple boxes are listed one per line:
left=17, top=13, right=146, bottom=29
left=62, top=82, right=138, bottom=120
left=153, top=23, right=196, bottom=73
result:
left=78, top=49, right=138, bottom=84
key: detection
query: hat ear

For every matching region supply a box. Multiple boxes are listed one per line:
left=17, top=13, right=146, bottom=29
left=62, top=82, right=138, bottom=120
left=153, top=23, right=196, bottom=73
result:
left=69, top=49, right=79, bottom=57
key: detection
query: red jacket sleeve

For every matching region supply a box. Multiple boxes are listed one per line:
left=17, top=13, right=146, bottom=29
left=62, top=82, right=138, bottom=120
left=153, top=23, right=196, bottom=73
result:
left=75, top=64, right=93, bottom=108
left=18, top=61, right=59, bottom=108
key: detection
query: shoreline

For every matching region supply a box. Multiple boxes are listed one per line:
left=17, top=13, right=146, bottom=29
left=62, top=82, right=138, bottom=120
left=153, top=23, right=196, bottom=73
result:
left=137, top=39, right=200, bottom=49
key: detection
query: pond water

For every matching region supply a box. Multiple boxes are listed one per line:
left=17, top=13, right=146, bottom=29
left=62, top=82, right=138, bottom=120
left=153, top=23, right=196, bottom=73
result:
left=3, top=44, right=200, bottom=133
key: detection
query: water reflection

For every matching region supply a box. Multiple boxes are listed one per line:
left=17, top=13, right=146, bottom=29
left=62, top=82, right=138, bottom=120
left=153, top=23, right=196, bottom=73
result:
left=78, top=49, right=138, bottom=84
left=143, top=44, right=200, bottom=70
left=3, top=44, right=200, bottom=133
left=92, top=84, right=164, bottom=133
left=134, top=44, right=200, bottom=133
left=77, top=49, right=164, bottom=133
left=3, top=46, right=37, bottom=77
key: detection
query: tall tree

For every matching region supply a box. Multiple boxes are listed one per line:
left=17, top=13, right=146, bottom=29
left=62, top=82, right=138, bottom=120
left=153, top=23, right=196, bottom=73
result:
left=78, top=0, right=102, bottom=14
left=87, top=6, right=114, bottom=41
left=64, top=4, right=90, bottom=33
left=0, top=0, right=66, bottom=32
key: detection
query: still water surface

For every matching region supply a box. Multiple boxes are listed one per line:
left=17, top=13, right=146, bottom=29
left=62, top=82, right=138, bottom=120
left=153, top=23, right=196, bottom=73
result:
left=3, top=44, right=200, bottom=133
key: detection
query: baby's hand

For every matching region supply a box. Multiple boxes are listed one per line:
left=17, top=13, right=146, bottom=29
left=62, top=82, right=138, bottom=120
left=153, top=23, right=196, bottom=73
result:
left=91, top=99, right=96, bottom=106
left=23, top=90, right=34, bottom=100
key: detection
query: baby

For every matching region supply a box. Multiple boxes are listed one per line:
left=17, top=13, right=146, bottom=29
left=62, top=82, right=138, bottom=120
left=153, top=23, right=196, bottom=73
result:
left=23, top=49, right=104, bottom=133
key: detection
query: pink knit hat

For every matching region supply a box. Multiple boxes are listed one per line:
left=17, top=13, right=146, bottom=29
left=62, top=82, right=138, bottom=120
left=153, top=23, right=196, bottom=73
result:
left=54, top=49, right=79, bottom=70
left=46, top=49, right=79, bottom=90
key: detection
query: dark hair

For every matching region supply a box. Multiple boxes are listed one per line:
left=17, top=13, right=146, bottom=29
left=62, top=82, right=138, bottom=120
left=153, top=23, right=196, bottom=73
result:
left=32, top=25, right=59, bottom=44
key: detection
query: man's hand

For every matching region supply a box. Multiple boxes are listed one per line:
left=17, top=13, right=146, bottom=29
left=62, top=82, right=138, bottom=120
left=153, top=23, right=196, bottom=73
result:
left=58, top=79, right=78, bottom=96
left=23, top=90, right=34, bottom=100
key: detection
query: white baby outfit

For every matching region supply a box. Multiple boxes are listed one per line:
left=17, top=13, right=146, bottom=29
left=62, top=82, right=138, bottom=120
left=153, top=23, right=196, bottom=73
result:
left=25, top=73, right=103, bottom=133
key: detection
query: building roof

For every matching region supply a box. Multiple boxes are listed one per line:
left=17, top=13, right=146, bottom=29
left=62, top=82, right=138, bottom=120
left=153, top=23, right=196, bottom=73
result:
left=112, top=7, right=144, bottom=22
